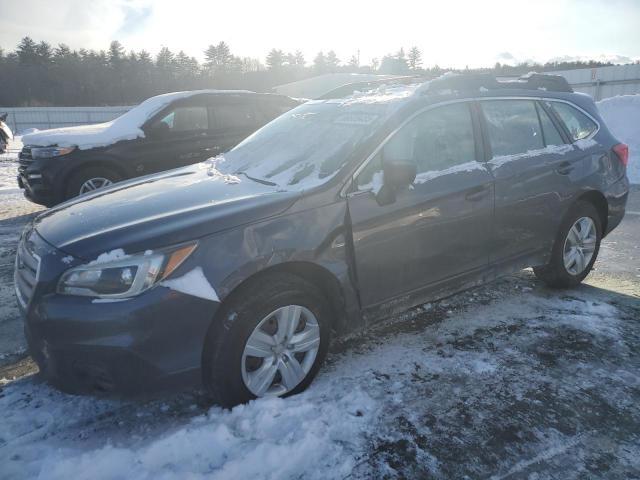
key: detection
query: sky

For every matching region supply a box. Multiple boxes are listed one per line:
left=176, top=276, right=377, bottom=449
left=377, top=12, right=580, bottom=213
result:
left=1, top=0, right=639, bottom=68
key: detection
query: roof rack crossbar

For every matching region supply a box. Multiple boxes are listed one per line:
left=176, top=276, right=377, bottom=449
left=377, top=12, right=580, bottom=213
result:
left=423, top=72, right=573, bottom=95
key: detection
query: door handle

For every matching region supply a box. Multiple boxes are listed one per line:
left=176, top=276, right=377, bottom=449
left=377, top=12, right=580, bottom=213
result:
left=465, top=185, right=490, bottom=202
left=556, top=161, right=574, bottom=175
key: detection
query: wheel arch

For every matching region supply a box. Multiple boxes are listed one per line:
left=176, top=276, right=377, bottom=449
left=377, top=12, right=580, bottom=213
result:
left=575, top=190, right=608, bottom=235
left=216, top=261, right=350, bottom=335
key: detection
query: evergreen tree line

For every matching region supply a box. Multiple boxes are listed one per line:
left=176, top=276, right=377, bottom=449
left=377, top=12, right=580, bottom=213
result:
left=0, top=37, right=623, bottom=107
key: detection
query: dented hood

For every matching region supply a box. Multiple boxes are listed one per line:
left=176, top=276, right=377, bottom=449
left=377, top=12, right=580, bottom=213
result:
left=33, top=164, right=300, bottom=260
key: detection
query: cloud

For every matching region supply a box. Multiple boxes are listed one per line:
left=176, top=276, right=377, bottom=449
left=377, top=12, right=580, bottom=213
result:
left=0, top=0, right=124, bottom=50
left=116, top=4, right=154, bottom=36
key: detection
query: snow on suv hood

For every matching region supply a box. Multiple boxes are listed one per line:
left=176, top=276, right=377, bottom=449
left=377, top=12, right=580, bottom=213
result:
left=21, top=89, right=251, bottom=150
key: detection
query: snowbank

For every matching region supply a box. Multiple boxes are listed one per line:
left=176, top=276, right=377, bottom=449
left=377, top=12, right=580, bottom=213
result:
left=596, top=95, right=640, bottom=184
left=21, top=90, right=250, bottom=151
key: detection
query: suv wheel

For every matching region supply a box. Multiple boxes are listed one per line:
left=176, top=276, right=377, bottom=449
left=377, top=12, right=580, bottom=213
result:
left=202, top=273, right=331, bottom=407
left=65, top=167, right=122, bottom=200
left=533, top=201, right=602, bottom=288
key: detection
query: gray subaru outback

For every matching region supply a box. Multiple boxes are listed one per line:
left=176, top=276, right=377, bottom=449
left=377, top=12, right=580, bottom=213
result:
left=16, top=73, right=629, bottom=406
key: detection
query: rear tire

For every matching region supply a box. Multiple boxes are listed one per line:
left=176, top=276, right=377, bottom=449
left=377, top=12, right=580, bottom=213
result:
left=65, top=166, right=122, bottom=200
left=202, top=272, right=331, bottom=408
left=533, top=201, right=602, bottom=288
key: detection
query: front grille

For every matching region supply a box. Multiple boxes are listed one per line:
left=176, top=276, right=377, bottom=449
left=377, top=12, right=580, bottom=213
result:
left=14, top=234, right=41, bottom=308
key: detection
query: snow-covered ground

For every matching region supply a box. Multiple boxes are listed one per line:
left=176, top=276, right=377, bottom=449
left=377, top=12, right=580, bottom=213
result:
left=2, top=275, right=640, bottom=480
left=597, top=95, right=640, bottom=184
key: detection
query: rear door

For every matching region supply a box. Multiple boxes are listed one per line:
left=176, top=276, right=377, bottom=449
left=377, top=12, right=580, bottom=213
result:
left=208, top=97, right=263, bottom=153
left=347, top=101, right=494, bottom=307
left=480, top=98, right=583, bottom=264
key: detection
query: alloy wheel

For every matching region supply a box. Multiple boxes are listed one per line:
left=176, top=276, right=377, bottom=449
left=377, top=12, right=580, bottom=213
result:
left=563, top=216, right=597, bottom=275
left=241, top=305, right=321, bottom=397
left=79, top=177, right=113, bottom=195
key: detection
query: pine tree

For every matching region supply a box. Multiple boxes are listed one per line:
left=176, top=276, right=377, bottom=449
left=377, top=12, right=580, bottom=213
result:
left=266, top=49, right=285, bottom=70
left=407, top=46, right=422, bottom=71
left=16, top=37, right=38, bottom=65
left=313, top=51, right=326, bottom=73
left=326, top=50, right=340, bottom=71
left=108, top=40, right=125, bottom=66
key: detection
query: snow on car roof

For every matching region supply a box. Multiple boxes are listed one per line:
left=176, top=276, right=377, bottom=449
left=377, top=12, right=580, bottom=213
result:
left=21, top=89, right=254, bottom=150
left=311, top=83, right=422, bottom=106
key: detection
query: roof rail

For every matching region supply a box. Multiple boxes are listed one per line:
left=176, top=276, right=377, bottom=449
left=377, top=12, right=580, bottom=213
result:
left=423, top=72, right=573, bottom=95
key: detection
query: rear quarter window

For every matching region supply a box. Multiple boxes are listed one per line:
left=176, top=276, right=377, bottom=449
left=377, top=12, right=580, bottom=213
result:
left=547, top=102, right=597, bottom=141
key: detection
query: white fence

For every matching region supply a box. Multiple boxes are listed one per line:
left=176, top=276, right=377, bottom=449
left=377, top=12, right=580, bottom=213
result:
left=0, top=106, right=132, bottom=135
left=551, top=64, right=640, bottom=101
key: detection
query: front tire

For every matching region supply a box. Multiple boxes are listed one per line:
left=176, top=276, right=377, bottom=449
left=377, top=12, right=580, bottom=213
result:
left=65, top=166, right=121, bottom=200
left=202, top=273, right=331, bottom=408
left=533, top=201, right=602, bottom=288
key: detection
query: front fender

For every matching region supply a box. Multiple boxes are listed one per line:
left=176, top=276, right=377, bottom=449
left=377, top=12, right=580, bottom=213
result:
left=194, top=200, right=363, bottom=333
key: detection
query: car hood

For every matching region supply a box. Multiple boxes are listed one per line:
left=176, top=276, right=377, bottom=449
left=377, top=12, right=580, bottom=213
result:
left=34, top=164, right=301, bottom=260
left=21, top=121, right=141, bottom=150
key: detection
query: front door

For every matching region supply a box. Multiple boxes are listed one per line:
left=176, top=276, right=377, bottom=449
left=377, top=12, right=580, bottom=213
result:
left=347, top=102, right=494, bottom=308
left=132, top=100, right=218, bottom=176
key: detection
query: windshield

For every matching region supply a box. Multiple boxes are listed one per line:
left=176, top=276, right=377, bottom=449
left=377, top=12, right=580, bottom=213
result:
left=214, top=102, right=391, bottom=189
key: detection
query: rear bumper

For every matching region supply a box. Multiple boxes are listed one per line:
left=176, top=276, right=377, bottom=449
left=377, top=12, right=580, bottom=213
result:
left=22, top=286, right=218, bottom=394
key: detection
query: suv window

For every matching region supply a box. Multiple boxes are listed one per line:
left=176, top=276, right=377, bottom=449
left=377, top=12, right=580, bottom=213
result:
left=482, top=100, right=543, bottom=157
left=548, top=102, right=597, bottom=141
left=536, top=103, right=564, bottom=146
left=357, top=102, right=476, bottom=189
left=260, top=98, right=298, bottom=122
left=211, top=103, right=259, bottom=130
left=155, top=106, right=208, bottom=132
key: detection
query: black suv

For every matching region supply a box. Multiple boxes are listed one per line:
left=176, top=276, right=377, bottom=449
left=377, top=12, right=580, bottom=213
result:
left=17, top=90, right=300, bottom=206
left=15, top=74, right=629, bottom=406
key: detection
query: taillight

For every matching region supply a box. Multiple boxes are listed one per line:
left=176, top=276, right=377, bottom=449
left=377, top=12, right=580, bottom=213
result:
left=613, top=143, right=629, bottom=167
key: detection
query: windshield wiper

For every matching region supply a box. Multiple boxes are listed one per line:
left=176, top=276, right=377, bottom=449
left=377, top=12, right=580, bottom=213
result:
left=236, top=171, right=277, bottom=186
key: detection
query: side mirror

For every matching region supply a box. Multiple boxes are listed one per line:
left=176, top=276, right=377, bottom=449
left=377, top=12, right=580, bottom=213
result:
left=376, top=158, right=417, bottom=205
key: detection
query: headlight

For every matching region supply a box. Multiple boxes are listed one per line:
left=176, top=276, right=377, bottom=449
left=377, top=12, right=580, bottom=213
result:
left=57, top=243, right=197, bottom=298
left=31, top=146, right=76, bottom=159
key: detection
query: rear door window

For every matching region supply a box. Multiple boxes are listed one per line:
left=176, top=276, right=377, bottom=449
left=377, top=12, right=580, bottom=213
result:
left=547, top=102, right=597, bottom=141
left=210, top=102, right=260, bottom=131
left=482, top=100, right=544, bottom=157
left=259, top=98, right=298, bottom=122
